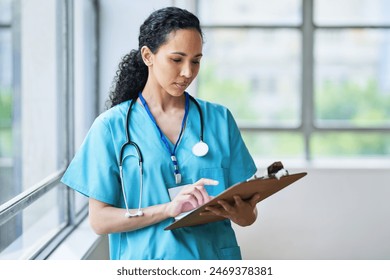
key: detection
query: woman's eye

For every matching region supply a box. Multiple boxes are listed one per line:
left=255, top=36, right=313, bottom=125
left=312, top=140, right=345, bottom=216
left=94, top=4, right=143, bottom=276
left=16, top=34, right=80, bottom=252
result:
left=171, top=58, right=200, bottom=64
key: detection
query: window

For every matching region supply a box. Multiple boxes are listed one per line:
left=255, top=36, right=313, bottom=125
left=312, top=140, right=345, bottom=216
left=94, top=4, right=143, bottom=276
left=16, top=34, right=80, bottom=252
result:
left=313, top=0, right=390, bottom=159
left=0, top=0, right=98, bottom=259
left=197, top=0, right=390, bottom=162
left=1, top=0, right=389, bottom=260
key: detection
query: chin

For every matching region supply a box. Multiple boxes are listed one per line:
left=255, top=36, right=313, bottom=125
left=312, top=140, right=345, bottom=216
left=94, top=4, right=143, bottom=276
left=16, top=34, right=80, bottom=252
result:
left=168, top=88, right=186, bottom=97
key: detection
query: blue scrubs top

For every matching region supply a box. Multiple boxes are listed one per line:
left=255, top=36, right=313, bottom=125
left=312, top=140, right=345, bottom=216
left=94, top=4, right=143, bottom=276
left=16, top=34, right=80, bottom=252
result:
left=61, top=97, right=257, bottom=260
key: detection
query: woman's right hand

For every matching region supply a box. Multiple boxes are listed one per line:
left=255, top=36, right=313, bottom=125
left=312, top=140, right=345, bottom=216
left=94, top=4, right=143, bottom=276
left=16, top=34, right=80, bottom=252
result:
left=165, top=178, right=219, bottom=218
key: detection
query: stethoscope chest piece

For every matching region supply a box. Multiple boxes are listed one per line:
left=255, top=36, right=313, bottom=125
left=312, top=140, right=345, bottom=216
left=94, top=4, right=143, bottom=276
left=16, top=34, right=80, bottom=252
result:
left=192, top=141, right=209, bottom=157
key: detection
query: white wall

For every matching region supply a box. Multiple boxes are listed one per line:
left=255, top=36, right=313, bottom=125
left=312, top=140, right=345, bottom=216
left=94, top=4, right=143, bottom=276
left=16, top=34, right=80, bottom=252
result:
left=234, top=166, right=390, bottom=259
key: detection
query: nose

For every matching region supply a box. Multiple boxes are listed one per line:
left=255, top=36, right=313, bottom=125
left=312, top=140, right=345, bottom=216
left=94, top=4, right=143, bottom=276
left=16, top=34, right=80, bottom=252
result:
left=180, top=62, right=193, bottom=78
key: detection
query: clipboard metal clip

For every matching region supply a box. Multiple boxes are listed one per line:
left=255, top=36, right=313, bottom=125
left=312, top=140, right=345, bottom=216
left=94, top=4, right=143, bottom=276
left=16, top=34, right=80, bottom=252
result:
left=263, top=161, right=289, bottom=180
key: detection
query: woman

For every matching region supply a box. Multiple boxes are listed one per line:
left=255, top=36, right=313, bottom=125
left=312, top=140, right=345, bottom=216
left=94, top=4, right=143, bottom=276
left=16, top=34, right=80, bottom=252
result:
left=61, top=7, right=260, bottom=260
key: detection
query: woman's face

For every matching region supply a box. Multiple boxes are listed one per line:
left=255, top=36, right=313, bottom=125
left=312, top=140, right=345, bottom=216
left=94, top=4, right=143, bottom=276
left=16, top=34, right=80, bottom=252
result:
left=144, top=28, right=203, bottom=97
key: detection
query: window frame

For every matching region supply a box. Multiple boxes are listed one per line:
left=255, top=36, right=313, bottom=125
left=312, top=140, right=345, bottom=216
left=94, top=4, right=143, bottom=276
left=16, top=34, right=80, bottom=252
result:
left=196, top=0, right=390, bottom=161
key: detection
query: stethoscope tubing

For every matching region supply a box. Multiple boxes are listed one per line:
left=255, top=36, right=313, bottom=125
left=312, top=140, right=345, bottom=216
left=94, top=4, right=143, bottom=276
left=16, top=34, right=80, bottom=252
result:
left=119, top=94, right=204, bottom=165
left=118, top=93, right=205, bottom=218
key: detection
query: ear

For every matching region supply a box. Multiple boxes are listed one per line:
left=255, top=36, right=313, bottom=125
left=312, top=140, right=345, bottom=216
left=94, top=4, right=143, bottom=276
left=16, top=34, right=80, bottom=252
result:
left=141, top=46, right=153, bottom=66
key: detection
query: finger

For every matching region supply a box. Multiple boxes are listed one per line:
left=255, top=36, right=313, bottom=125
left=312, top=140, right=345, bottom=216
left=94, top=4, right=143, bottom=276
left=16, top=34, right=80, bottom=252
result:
left=183, top=186, right=207, bottom=206
left=194, top=178, right=219, bottom=186
left=233, top=195, right=244, bottom=206
left=199, top=207, right=217, bottom=216
left=199, top=210, right=217, bottom=216
left=218, top=200, right=234, bottom=213
left=194, top=185, right=212, bottom=204
left=249, top=193, right=261, bottom=207
left=184, top=194, right=199, bottom=208
left=203, top=206, right=226, bottom=217
left=189, top=188, right=204, bottom=205
left=178, top=184, right=194, bottom=195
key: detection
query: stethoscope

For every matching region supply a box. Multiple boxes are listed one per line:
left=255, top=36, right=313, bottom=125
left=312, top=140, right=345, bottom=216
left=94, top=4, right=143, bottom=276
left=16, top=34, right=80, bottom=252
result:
left=119, top=92, right=209, bottom=218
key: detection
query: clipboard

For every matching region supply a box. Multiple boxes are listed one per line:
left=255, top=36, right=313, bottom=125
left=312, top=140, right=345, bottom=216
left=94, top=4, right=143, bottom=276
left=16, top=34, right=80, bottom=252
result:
left=164, top=172, right=307, bottom=230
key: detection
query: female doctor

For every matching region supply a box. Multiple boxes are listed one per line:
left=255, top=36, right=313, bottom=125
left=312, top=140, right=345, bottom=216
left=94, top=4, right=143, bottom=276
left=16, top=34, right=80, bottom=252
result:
left=61, top=7, right=261, bottom=260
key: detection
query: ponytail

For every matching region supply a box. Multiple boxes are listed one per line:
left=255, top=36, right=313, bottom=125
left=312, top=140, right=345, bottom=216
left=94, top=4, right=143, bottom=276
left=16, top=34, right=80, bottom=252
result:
left=107, top=49, right=148, bottom=108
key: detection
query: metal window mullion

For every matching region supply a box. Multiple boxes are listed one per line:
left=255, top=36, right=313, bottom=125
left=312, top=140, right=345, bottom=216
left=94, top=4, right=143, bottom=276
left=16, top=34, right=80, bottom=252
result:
left=301, top=0, right=315, bottom=161
left=64, top=0, right=76, bottom=226
left=240, top=127, right=302, bottom=132
left=314, top=25, right=390, bottom=29
left=201, top=24, right=302, bottom=29
left=93, top=0, right=100, bottom=115
left=312, top=126, right=390, bottom=132
left=11, top=0, right=23, bottom=214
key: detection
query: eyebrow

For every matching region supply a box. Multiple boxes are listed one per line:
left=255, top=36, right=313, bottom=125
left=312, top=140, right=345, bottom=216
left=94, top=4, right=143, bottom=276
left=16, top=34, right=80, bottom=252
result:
left=170, top=51, right=203, bottom=58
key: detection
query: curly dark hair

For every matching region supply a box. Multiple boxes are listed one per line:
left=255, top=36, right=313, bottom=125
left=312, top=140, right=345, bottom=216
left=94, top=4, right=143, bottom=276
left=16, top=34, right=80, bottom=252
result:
left=107, top=7, right=203, bottom=108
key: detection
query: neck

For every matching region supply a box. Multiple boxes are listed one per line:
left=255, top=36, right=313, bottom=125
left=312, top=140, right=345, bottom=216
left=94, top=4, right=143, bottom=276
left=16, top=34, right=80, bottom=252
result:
left=141, top=85, right=185, bottom=113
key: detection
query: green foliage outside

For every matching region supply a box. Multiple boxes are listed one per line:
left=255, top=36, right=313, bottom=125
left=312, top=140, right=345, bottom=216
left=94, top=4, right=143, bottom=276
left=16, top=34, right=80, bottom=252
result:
left=312, top=133, right=390, bottom=157
left=198, top=63, right=303, bottom=159
left=314, top=79, right=390, bottom=157
left=241, top=132, right=304, bottom=159
left=198, top=62, right=255, bottom=120
left=0, top=88, right=12, bottom=157
left=198, top=64, right=390, bottom=159
left=315, top=79, right=390, bottom=126
left=0, top=88, right=12, bottom=121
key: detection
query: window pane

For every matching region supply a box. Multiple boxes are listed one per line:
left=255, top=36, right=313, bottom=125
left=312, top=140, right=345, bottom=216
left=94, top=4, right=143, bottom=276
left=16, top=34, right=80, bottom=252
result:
left=241, top=131, right=304, bottom=161
left=198, top=29, right=301, bottom=127
left=0, top=30, right=12, bottom=136
left=17, top=0, right=66, bottom=193
left=199, top=0, right=301, bottom=25
left=0, top=29, right=13, bottom=205
left=0, top=185, right=67, bottom=259
left=0, top=0, right=12, bottom=24
left=312, top=132, right=390, bottom=158
left=315, top=29, right=390, bottom=127
left=315, top=0, right=390, bottom=25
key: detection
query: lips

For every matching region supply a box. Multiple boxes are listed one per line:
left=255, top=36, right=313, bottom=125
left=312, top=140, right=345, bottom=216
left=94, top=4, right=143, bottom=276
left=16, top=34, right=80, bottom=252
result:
left=175, top=82, right=189, bottom=90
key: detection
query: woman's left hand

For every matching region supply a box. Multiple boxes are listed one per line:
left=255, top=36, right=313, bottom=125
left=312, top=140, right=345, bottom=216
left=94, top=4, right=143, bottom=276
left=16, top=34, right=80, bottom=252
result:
left=200, top=193, right=261, bottom=227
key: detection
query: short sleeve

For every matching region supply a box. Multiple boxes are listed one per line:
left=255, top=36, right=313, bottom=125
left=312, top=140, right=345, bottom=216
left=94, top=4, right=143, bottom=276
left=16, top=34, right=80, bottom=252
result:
left=226, top=109, right=257, bottom=186
left=61, top=116, right=121, bottom=206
